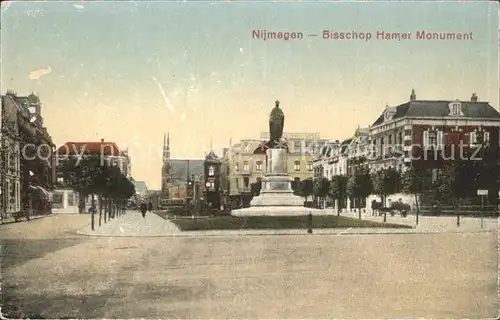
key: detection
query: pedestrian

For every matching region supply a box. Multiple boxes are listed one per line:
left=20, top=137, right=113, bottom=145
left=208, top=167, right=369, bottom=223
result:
left=140, top=202, right=147, bottom=218
left=147, top=201, right=153, bottom=212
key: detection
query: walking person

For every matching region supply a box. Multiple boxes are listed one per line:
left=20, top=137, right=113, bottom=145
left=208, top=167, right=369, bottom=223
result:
left=140, top=202, right=147, bottom=218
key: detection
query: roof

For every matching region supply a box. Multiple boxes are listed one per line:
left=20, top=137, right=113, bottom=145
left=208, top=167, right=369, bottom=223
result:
left=372, top=100, right=500, bottom=126
left=205, top=150, right=219, bottom=161
left=56, top=141, right=124, bottom=157
left=169, top=159, right=204, bottom=182
left=340, top=138, right=352, bottom=153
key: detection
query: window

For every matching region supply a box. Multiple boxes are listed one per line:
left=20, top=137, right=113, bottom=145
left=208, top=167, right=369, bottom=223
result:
left=243, top=177, right=249, bottom=188
left=235, top=162, right=239, bottom=171
left=306, top=162, right=313, bottom=171
left=52, top=193, right=63, bottom=208
left=471, top=130, right=490, bottom=146
left=423, top=130, right=443, bottom=149
left=256, top=161, right=263, bottom=171
left=67, top=193, right=75, bottom=206
left=294, top=161, right=300, bottom=171
left=236, top=178, right=239, bottom=189
left=243, top=161, right=249, bottom=171
left=208, top=165, right=214, bottom=177
left=243, top=143, right=249, bottom=152
left=294, top=140, right=302, bottom=151
left=450, top=102, right=462, bottom=116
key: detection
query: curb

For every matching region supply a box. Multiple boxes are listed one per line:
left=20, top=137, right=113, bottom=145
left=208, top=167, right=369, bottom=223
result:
left=0, top=213, right=58, bottom=226
left=74, top=228, right=496, bottom=238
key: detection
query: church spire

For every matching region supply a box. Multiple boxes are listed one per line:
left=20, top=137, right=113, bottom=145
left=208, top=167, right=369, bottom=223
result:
left=163, top=132, right=170, bottom=162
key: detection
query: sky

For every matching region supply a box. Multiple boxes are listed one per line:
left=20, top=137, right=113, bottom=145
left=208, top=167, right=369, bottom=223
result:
left=1, top=0, right=498, bottom=189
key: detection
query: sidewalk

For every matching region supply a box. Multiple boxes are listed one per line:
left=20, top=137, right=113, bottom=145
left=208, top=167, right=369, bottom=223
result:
left=76, top=210, right=498, bottom=237
left=1, top=212, right=57, bottom=225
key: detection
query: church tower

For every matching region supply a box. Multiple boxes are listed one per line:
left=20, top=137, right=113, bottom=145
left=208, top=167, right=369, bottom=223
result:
left=161, top=132, right=171, bottom=198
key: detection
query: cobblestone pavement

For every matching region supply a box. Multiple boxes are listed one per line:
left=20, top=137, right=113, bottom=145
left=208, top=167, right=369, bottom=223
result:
left=1, top=212, right=498, bottom=318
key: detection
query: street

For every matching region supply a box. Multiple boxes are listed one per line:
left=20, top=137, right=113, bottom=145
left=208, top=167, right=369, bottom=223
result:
left=1, top=213, right=498, bottom=319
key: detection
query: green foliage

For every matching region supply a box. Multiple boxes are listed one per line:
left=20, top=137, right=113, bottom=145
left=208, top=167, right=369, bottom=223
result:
left=401, top=166, right=428, bottom=195
left=313, top=177, right=330, bottom=198
left=346, top=167, right=372, bottom=199
left=170, top=215, right=413, bottom=231
left=371, top=167, right=400, bottom=196
left=299, top=178, right=314, bottom=200
left=329, top=175, right=348, bottom=200
left=59, top=155, right=135, bottom=200
left=433, top=159, right=499, bottom=202
left=58, top=155, right=103, bottom=195
left=250, top=180, right=262, bottom=196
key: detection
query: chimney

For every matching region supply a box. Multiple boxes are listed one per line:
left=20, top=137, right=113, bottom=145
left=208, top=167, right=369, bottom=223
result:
left=101, top=138, right=104, bottom=143
left=471, top=93, right=478, bottom=102
left=410, top=89, right=416, bottom=101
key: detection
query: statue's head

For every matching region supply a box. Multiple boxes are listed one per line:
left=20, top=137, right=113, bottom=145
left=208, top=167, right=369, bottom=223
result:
left=275, top=100, right=280, bottom=108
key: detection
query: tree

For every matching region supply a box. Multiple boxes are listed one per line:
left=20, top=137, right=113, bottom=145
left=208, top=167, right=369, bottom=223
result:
left=250, top=180, right=262, bottom=196
left=329, top=175, right=348, bottom=215
left=313, top=177, right=330, bottom=208
left=401, top=166, right=428, bottom=225
left=346, top=167, right=372, bottom=219
left=58, top=154, right=103, bottom=213
left=299, top=178, right=314, bottom=203
left=371, top=167, right=401, bottom=222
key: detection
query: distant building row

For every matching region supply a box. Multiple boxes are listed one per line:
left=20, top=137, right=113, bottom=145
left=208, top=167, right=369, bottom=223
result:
left=313, top=90, right=500, bottom=183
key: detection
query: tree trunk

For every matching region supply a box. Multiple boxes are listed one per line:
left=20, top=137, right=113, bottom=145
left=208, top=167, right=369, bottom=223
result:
left=414, top=193, right=419, bottom=225
left=91, top=194, right=95, bottom=231
left=383, top=195, right=387, bottom=222
left=98, top=196, right=102, bottom=226
left=104, top=197, right=107, bottom=223
left=358, top=197, right=361, bottom=219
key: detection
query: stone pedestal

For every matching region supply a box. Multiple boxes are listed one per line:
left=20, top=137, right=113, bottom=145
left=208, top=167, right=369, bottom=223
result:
left=232, top=148, right=322, bottom=216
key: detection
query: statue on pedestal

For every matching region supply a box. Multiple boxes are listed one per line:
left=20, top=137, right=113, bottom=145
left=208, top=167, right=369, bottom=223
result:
left=269, top=100, right=286, bottom=148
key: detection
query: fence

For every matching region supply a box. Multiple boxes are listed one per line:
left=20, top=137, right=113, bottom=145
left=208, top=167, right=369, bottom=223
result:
left=420, top=204, right=498, bottom=217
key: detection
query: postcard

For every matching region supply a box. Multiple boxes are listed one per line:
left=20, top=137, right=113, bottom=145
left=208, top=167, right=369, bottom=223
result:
left=1, top=1, right=498, bottom=319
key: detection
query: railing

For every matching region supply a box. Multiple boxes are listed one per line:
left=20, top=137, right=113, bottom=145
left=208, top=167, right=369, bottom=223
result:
left=419, top=205, right=498, bottom=217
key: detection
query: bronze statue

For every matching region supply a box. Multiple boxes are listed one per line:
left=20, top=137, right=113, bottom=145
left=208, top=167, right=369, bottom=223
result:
left=269, top=100, right=285, bottom=146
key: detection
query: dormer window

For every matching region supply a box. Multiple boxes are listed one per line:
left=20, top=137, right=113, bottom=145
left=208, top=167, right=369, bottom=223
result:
left=448, top=101, right=463, bottom=116
left=208, top=165, right=214, bottom=177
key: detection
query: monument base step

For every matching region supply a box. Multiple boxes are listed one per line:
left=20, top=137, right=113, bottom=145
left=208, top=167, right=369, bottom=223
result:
left=250, top=193, right=304, bottom=207
left=231, top=206, right=325, bottom=217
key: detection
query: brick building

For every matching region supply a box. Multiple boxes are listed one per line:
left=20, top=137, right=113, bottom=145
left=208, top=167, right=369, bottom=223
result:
left=1, top=92, right=55, bottom=222
left=369, top=90, right=500, bottom=178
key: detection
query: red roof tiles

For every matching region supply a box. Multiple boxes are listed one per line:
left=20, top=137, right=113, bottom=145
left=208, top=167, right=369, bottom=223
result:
left=56, top=141, right=124, bottom=157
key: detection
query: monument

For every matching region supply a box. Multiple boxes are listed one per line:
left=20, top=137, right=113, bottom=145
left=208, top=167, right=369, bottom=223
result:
left=231, top=100, right=321, bottom=216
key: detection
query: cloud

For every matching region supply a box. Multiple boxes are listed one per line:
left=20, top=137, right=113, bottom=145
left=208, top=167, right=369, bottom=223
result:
left=29, top=66, right=52, bottom=80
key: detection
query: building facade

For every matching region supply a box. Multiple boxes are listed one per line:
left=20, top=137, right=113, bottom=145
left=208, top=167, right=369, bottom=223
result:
left=227, top=132, right=329, bottom=200
left=369, top=90, right=500, bottom=176
left=203, top=150, right=223, bottom=209
left=1, top=92, right=56, bottom=221
left=1, top=95, right=22, bottom=219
